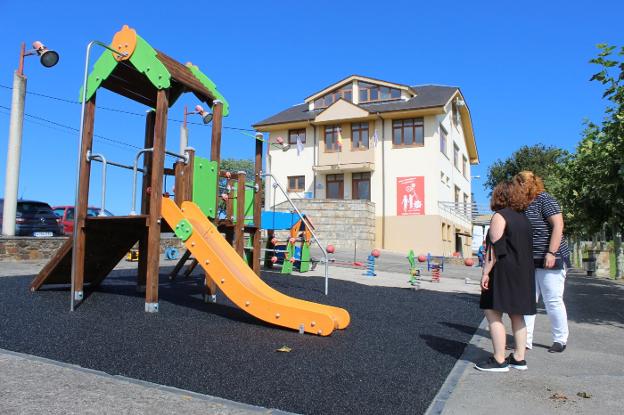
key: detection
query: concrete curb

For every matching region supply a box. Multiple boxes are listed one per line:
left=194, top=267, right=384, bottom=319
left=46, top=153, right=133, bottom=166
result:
left=424, top=317, right=489, bottom=415
left=0, top=348, right=296, bottom=415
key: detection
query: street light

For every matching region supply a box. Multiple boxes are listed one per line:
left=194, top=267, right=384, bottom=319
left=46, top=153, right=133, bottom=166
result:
left=2, top=41, right=59, bottom=236
left=179, top=104, right=213, bottom=153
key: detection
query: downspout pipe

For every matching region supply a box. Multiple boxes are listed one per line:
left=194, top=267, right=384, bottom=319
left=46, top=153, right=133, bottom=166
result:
left=378, top=113, right=386, bottom=249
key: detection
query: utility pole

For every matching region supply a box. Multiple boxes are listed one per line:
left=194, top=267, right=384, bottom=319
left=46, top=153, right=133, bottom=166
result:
left=2, top=42, right=58, bottom=236
left=2, top=44, right=28, bottom=236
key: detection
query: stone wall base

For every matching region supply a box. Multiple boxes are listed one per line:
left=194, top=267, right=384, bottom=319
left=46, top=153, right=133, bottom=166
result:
left=0, top=236, right=184, bottom=262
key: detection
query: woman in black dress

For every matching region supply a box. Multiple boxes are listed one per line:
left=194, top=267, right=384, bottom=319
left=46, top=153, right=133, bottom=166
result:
left=475, top=182, right=536, bottom=372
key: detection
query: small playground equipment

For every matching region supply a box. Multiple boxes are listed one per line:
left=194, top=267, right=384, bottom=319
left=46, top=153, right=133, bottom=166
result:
left=407, top=250, right=421, bottom=286
left=426, top=253, right=445, bottom=272
left=362, top=249, right=380, bottom=277
left=431, top=264, right=441, bottom=283
left=30, top=26, right=348, bottom=336
left=264, top=213, right=316, bottom=274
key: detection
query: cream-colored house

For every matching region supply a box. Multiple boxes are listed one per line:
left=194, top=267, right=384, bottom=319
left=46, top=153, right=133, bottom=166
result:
left=253, top=75, right=479, bottom=255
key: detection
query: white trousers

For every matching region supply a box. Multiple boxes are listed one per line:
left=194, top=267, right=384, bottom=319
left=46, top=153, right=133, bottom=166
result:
left=524, top=268, right=569, bottom=348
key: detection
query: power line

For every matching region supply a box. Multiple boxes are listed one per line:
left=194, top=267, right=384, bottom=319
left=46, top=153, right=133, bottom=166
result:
left=0, top=83, right=257, bottom=132
left=0, top=103, right=142, bottom=151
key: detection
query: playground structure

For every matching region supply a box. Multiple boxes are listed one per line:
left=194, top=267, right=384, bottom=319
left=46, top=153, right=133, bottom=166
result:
left=263, top=212, right=316, bottom=274
left=29, top=26, right=349, bottom=336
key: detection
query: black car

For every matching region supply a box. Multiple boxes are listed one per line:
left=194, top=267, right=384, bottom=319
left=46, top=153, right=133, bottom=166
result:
left=0, top=199, right=64, bottom=237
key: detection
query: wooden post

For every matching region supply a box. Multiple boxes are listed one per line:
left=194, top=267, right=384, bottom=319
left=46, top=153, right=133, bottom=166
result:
left=234, top=172, right=246, bottom=257
left=210, top=101, right=223, bottom=220
left=252, top=135, right=263, bottom=275
left=72, top=95, right=96, bottom=302
left=138, top=110, right=155, bottom=291
left=145, top=89, right=169, bottom=313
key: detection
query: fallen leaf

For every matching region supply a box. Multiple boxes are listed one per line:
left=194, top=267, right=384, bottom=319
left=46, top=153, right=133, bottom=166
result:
left=577, top=392, right=592, bottom=399
left=549, top=393, right=568, bottom=401
left=276, top=346, right=292, bottom=353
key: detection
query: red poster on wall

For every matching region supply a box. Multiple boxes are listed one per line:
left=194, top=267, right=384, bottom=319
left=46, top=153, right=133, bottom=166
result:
left=397, top=176, right=425, bottom=216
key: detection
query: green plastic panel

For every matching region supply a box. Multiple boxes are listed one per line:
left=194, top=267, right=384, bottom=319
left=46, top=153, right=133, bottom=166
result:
left=174, top=219, right=193, bottom=242
left=129, top=35, right=171, bottom=91
left=232, top=184, right=255, bottom=225
left=186, top=63, right=230, bottom=116
left=192, top=157, right=218, bottom=218
left=280, top=242, right=295, bottom=274
left=299, top=242, right=311, bottom=273
left=79, top=50, right=119, bottom=102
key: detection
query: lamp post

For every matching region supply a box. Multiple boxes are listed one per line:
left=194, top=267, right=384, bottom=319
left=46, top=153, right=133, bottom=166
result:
left=180, top=104, right=212, bottom=153
left=2, top=41, right=59, bottom=236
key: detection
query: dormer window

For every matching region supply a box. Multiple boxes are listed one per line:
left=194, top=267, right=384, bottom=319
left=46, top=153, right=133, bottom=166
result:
left=359, top=82, right=401, bottom=103
left=314, top=84, right=353, bottom=109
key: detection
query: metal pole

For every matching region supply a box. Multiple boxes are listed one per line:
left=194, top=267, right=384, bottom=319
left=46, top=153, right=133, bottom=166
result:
left=262, top=173, right=330, bottom=295
left=2, top=71, right=27, bottom=236
left=70, top=41, right=126, bottom=311
left=180, top=106, right=189, bottom=154
left=86, top=151, right=108, bottom=215
left=130, top=148, right=153, bottom=215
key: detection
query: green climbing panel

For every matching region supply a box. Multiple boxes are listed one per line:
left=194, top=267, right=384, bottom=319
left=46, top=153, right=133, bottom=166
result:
left=192, top=157, right=218, bottom=218
left=299, top=242, right=311, bottom=273
left=280, top=242, right=295, bottom=274
left=174, top=219, right=193, bottom=242
left=232, top=183, right=255, bottom=225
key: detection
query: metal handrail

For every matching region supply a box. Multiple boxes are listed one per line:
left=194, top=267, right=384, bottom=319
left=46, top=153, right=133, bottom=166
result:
left=262, top=173, right=330, bottom=296
left=130, top=148, right=153, bottom=215
left=86, top=151, right=108, bottom=216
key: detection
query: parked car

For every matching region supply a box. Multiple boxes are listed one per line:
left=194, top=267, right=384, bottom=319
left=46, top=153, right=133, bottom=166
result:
left=52, top=206, right=114, bottom=235
left=0, top=199, right=64, bottom=237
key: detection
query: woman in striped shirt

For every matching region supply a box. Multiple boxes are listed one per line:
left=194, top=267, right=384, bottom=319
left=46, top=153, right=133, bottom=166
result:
left=514, top=171, right=569, bottom=353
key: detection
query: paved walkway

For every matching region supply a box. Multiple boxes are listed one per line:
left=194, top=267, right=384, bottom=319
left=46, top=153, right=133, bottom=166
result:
left=428, top=270, right=624, bottom=415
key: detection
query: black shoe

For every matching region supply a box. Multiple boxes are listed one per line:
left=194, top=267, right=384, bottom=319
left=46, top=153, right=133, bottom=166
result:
left=548, top=342, right=566, bottom=353
left=506, top=353, right=527, bottom=370
left=475, top=356, right=509, bottom=372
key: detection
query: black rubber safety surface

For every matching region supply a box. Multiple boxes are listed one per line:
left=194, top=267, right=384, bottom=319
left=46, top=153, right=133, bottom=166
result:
left=0, top=269, right=481, bottom=415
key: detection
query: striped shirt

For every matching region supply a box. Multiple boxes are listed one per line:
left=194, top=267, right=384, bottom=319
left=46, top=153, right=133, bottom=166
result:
left=524, top=192, right=570, bottom=267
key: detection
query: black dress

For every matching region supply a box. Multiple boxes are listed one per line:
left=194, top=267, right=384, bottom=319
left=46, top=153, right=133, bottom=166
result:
left=480, top=207, right=536, bottom=315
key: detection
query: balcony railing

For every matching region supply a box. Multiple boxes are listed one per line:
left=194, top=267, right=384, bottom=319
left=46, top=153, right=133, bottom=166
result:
left=438, top=201, right=492, bottom=224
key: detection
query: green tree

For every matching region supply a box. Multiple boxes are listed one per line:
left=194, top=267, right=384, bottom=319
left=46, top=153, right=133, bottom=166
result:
left=484, top=144, right=568, bottom=194
left=587, top=43, right=624, bottom=278
left=220, top=158, right=255, bottom=178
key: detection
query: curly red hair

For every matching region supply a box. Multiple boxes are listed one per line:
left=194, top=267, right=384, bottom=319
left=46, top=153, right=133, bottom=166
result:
left=513, top=170, right=545, bottom=203
left=490, top=181, right=530, bottom=212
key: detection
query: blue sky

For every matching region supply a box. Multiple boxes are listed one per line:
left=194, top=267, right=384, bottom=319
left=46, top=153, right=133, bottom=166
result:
left=0, top=0, right=622, bottom=215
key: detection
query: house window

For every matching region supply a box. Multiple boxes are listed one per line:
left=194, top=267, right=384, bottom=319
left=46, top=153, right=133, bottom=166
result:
left=351, top=122, right=369, bottom=149
left=392, top=118, right=424, bottom=146
left=324, top=125, right=341, bottom=152
left=352, top=172, right=371, bottom=200
left=463, top=193, right=469, bottom=215
left=288, top=176, right=305, bottom=192
left=314, top=84, right=353, bottom=109
left=453, top=144, right=460, bottom=170
left=442, top=222, right=447, bottom=241
left=359, top=82, right=401, bottom=103
left=326, top=174, right=344, bottom=199
left=440, top=124, right=447, bottom=156
left=454, top=186, right=460, bottom=204
left=288, top=129, right=306, bottom=145
left=462, top=155, right=468, bottom=178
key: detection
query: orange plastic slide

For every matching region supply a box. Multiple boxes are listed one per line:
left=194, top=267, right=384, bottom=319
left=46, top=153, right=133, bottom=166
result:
left=161, top=198, right=350, bottom=336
